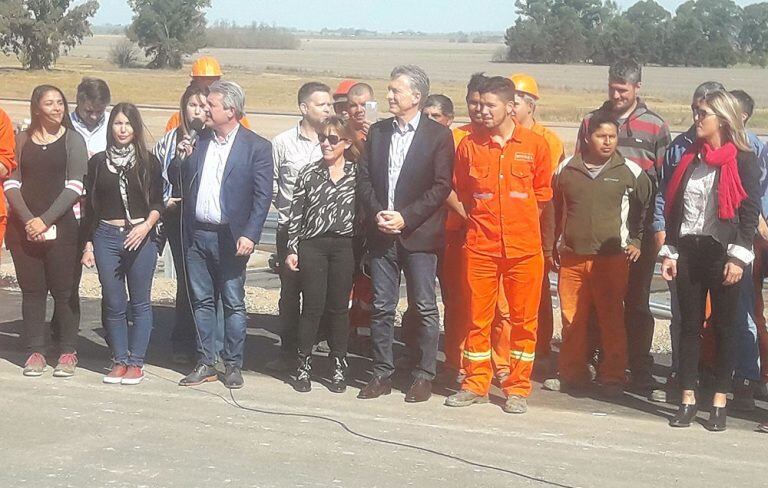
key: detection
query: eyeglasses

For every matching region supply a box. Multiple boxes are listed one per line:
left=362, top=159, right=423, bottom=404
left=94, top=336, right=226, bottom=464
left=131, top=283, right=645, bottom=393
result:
left=692, top=108, right=717, bottom=121
left=318, top=134, right=345, bottom=145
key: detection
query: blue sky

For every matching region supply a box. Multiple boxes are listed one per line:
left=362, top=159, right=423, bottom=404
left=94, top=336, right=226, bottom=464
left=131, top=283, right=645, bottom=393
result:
left=90, top=0, right=761, bottom=33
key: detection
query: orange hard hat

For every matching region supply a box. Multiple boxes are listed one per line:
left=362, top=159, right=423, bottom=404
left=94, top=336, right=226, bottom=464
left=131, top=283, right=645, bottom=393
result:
left=509, top=73, right=539, bottom=99
left=190, top=56, right=223, bottom=78
left=334, top=79, right=358, bottom=100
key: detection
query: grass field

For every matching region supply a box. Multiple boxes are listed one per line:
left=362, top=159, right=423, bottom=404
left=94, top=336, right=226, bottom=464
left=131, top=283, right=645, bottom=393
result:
left=1, top=35, right=766, bottom=130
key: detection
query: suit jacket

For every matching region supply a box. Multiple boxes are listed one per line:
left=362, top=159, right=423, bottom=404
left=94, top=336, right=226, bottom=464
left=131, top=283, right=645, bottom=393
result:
left=169, top=127, right=273, bottom=249
left=356, top=115, right=454, bottom=252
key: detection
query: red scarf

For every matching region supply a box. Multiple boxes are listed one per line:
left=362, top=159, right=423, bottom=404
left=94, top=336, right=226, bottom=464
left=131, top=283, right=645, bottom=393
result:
left=664, top=140, right=746, bottom=220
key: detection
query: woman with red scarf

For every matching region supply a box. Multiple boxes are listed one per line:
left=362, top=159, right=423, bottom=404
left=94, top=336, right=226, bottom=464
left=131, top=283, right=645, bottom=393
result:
left=660, top=90, right=760, bottom=432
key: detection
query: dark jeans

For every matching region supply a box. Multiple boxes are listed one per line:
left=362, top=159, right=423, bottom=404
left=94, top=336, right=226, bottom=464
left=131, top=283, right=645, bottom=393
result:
left=93, top=222, right=158, bottom=366
left=676, top=235, right=740, bottom=393
left=277, top=226, right=300, bottom=355
left=369, top=241, right=439, bottom=380
left=10, top=238, right=79, bottom=355
left=625, top=231, right=658, bottom=384
left=186, top=225, right=248, bottom=367
left=164, top=208, right=196, bottom=353
left=297, top=235, right=354, bottom=358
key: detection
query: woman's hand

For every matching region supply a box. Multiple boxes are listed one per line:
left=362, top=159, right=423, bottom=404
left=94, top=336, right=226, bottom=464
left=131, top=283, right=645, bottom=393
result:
left=723, top=260, right=744, bottom=286
left=176, top=135, right=195, bottom=159
left=25, top=217, right=47, bottom=239
left=165, top=197, right=182, bottom=209
left=285, top=254, right=299, bottom=272
left=124, top=222, right=151, bottom=251
left=81, top=242, right=95, bottom=268
left=660, top=257, right=677, bottom=281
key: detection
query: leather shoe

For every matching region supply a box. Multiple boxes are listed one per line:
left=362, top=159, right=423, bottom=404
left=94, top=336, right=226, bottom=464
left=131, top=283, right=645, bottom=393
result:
left=357, top=376, right=392, bottom=399
left=405, top=378, right=432, bottom=403
left=669, top=404, right=698, bottom=428
left=704, top=406, right=727, bottom=432
left=220, top=364, right=244, bottom=389
left=179, top=363, right=218, bottom=386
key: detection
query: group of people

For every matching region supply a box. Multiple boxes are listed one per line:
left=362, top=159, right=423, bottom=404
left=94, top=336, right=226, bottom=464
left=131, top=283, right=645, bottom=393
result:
left=1, top=55, right=767, bottom=433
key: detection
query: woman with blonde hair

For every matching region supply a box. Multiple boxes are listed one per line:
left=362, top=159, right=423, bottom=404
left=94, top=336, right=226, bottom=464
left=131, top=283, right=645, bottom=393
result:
left=660, top=90, right=760, bottom=431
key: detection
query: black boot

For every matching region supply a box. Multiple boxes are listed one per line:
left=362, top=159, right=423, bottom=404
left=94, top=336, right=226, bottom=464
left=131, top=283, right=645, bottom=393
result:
left=328, top=356, right=347, bottom=393
left=293, top=355, right=311, bottom=393
left=705, top=406, right=727, bottom=432
left=669, top=403, right=698, bottom=428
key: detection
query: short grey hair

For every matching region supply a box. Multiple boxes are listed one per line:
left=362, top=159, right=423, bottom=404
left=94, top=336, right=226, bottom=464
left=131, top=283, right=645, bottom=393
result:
left=209, top=80, right=245, bottom=119
left=519, top=93, right=537, bottom=110
left=390, top=65, right=430, bottom=107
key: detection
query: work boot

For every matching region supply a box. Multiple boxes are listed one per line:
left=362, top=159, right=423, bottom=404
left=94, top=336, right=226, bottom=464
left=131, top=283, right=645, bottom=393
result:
left=293, top=355, right=312, bottom=393
left=23, top=353, right=47, bottom=377
left=444, top=390, right=490, bottom=407
left=503, top=394, right=528, bottom=414
left=53, top=352, right=78, bottom=378
left=731, top=379, right=756, bottom=412
left=328, top=356, right=347, bottom=393
left=542, top=378, right=561, bottom=392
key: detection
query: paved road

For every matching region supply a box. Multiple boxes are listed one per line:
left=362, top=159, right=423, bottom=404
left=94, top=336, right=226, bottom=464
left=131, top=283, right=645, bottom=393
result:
left=0, top=289, right=766, bottom=488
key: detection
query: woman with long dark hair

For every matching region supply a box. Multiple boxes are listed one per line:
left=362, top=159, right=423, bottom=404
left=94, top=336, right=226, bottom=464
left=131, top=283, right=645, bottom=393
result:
left=81, top=103, right=164, bottom=385
left=153, top=84, right=209, bottom=363
left=661, top=90, right=760, bottom=431
left=285, top=116, right=362, bottom=393
left=3, top=85, right=87, bottom=377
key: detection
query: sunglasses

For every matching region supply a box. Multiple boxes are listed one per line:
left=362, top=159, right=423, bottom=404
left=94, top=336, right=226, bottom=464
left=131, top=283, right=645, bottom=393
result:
left=318, top=134, right=346, bottom=145
left=692, top=108, right=717, bottom=120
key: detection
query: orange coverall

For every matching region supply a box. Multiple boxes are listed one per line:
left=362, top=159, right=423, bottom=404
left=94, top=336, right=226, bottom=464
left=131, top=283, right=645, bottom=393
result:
left=0, top=108, right=18, bottom=250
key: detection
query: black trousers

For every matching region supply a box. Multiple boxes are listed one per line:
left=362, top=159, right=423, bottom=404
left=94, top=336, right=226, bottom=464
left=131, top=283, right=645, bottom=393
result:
left=10, top=238, right=79, bottom=354
left=624, top=231, right=658, bottom=383
left=277, top=226, right=300, bottom=354
left=297, top=236, right=354, bottom=358
left=676, top=235, right=740, bottom=393
left=164, top=207, right=196, bottom=353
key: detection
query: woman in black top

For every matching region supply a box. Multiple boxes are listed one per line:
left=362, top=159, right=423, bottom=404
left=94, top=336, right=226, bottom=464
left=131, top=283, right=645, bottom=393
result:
left=660, top=90, right=760, bottom=431
left=81, top=103, right=164, bottom=385
left=4, top=85, right=87, bottom=378
left=286, top=116, right=362, bottom=393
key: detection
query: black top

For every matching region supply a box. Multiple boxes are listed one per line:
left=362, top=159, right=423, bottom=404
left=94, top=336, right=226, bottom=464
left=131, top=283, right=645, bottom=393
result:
left=664, top=149, right=760, bottom=253
left=287, top=160, right=357, bottom=254
left=6, top=137, right=78, bottom=245
left=82, top=151, right=164, bottom=240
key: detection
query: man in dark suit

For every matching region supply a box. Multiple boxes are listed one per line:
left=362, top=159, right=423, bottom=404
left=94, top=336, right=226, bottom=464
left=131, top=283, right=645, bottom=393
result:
left=356, top=65, right=454, bottom=402
left=171, top=81, right=273, bottom=389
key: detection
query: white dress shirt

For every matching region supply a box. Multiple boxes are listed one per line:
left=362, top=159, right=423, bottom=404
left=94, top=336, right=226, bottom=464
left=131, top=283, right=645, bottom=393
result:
left=387, top=111, right=421, bottom=211
left=196, top=124, right=239, bottom=225
left=70, top=110, right=108, bottom=157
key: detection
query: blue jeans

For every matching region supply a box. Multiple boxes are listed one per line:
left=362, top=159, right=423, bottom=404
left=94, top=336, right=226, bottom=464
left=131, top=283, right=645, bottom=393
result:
left=185, top=225, right=249, bottom=367
left=93, top=222, right=158, bottom=366
left=369, top=241, right=440, bottom=380
left=734, top=264, right=761, bottom=382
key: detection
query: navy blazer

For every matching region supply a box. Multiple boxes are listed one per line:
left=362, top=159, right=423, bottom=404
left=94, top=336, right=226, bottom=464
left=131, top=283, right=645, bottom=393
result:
left=169, top=127, right=273, bottom=249
left=356, top=115, right=454, bottom=252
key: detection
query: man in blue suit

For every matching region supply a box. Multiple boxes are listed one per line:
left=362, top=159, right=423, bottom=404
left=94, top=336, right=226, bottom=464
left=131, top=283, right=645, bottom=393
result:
left=171, top=81, right=273, bottom=388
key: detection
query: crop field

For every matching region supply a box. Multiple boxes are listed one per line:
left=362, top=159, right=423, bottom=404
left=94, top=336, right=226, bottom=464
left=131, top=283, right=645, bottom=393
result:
left=1, top=35, right=767, bottom=131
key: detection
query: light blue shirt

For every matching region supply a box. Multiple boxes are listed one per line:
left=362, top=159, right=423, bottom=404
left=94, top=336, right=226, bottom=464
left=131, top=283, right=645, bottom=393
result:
left=387, top=111, right=421, bottom=210
left=196, top=125, right=239, bottom=224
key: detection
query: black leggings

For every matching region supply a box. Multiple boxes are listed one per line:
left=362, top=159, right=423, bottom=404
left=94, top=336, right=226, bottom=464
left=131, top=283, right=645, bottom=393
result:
left=676, top=235, right=740, bottom=393
left=10, top=239, right=79, bottom=354
left=297, top=235, right=355, bottom=359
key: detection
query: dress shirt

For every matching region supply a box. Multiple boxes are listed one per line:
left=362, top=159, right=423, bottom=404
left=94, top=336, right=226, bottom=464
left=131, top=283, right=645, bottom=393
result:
left=196, top=124, right=239, bottom=224
left=272, top=123, right=324, bottom=227
left=387, top=111, right=421, bottom=210
left=70, top=110, right=108, bottom=157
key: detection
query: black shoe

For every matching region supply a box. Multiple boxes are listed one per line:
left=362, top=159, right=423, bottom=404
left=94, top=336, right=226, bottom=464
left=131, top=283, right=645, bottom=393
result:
left=328, top=356, right=347, bottom=393
left=293, top=356, right=311, bottom=393
left=731, top=379, right=756, bottom=412
left=179, top=363, right=218, bottom=386
left=357, top=376, right=392, bottom=399
left=405, top=378, right=432, bottom=403
left=705, top=407, right=727, bottom=432
left=669, top=404, right=698, bottom=428
left=220, top=364, right=244, bottom=389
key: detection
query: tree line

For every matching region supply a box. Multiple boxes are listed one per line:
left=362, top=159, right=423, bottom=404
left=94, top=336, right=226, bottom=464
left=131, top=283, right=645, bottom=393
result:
left=504, top=0, right=768, bottom=67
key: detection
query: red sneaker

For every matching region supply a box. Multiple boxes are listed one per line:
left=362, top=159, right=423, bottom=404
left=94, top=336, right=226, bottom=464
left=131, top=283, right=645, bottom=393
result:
left=121, top=366, right=145, bottom=385
left=103, top=364, right=128, bottom=384
left=23, top=353, right=47, bottom=377
left=53, top=352, right=78, bottom=378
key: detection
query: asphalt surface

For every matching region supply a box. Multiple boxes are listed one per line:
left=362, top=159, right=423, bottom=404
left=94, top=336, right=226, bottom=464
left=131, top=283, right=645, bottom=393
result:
left=1, top=288, right=767, bottom=488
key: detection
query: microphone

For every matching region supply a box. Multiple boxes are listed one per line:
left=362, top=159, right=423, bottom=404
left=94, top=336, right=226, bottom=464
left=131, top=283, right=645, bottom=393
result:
left=187, top=118, right=205, bottom=147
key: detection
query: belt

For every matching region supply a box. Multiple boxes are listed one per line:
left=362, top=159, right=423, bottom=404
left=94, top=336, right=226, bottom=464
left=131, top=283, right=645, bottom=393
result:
left=195, top=221, right=228, bottom=232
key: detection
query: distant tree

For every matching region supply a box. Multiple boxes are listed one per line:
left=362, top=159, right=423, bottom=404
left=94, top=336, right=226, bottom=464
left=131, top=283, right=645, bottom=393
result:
left=666, top=0, right=742, bottom=67
left=738, top=2, right=768, bottom=67
left=0, top=0, right=99, bottom=70
left=127, top=0, right=210, bottom=69
left=623, top=0, right=671, bottom=63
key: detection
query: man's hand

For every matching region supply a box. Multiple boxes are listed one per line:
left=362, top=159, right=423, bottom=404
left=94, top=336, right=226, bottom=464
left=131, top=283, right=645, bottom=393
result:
left=653, top=231, right=666, bottom=254
left=624, top=244, right=642, bottom=263
left=361, top=120, right=371, bottom=138
left=660, top=257, right=677, bottom=281
left=25, top=217, right=47, bottom=239
left=723, top=260, right=744, bottom=286
left=236, top=236, right=255, bottom=256
left=81, top=250, right=95, bottom=268
left=377, top=210, right=405, bottom=234
left=285, top=253, right=299, bottom=272
left=165, top=197, right=182, bottom=209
